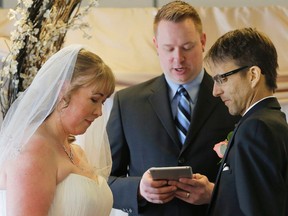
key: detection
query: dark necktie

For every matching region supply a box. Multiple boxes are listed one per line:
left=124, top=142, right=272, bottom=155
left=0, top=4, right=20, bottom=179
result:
left=175, top=85, right=191, bottom=145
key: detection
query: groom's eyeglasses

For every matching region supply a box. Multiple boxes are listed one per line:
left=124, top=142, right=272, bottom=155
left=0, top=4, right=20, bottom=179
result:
left=212, top=66, right=250, bottom=85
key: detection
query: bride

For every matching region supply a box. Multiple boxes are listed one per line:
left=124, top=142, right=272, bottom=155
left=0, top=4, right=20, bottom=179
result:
left=0, top=44, right=115, bottom=215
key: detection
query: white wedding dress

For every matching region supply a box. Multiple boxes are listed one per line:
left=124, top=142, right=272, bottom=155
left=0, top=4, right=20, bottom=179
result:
left=0, top=173, right=113, bottom=216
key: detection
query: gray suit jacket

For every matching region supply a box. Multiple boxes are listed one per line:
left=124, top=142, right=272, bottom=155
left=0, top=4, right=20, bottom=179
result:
left=107, top=72, right=240, bottom=216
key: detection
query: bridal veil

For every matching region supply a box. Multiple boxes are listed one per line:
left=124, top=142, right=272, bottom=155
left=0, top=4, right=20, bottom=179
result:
left=0, top=44, right=112, bottom=180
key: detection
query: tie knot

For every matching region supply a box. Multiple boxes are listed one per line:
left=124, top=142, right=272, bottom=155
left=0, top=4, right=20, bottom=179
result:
left=177, top=85, right=189, bottom=99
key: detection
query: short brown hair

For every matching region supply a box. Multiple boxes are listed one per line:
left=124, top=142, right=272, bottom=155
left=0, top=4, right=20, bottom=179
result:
left=205, top=27, right=278, bottom=91
left=153, top=1, right=203, bottom=36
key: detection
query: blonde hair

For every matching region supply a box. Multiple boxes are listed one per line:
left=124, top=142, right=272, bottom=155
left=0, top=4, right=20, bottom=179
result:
left=63, top=49, right=115, bottom=104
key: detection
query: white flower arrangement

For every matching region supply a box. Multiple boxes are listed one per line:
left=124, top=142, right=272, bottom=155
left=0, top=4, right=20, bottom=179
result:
left=0, top=0, right=99, bottom=117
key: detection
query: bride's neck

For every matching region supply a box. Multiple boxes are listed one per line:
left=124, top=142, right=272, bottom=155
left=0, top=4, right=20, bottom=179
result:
left=40, top=112, right=69, bottom=144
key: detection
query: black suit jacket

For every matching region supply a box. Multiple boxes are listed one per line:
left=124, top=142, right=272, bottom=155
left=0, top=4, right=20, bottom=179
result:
left=207, top=97, right=288, bottom=216
left=107, top=72, right=240, bottom=216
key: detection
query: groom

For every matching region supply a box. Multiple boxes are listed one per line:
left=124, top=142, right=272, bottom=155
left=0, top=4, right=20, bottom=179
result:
left=172, top=27, right=288, bottom=216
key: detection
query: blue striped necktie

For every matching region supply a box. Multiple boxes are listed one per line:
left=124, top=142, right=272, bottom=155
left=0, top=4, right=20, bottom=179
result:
left=175, top=85, right=191, bottom=145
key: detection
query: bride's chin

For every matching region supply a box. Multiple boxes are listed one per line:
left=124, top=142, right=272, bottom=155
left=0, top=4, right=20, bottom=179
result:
left=72, top=128, right=88, bottom=136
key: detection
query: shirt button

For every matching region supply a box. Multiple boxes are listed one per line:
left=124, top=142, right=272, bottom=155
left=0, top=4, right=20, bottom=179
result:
left=178, top=157, right=185, bottom=164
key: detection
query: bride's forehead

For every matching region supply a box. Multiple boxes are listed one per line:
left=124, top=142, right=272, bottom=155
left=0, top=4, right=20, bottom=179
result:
left=75, top=84, right=107, bottom=96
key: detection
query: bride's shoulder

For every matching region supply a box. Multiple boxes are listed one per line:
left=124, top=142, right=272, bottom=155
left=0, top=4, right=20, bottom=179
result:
left=7, top=133, right=58, bottom=172
left=4, top=137, right=58, bottom=190
left=24, top=133, right=57, bottom=156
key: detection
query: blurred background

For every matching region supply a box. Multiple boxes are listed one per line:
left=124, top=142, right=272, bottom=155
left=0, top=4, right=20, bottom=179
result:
left=1, top=0, right=288, bottom=8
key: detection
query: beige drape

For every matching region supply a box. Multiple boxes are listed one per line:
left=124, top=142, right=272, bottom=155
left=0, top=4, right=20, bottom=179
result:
left=0, top=6, right=287, bottom=104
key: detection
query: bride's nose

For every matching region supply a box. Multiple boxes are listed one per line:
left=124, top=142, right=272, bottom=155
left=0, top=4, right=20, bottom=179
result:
left=93, top=105, right=102, bottom=117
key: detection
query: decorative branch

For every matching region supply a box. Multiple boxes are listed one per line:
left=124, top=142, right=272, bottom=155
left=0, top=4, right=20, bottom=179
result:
left=0, top=0, right=98, bottom=117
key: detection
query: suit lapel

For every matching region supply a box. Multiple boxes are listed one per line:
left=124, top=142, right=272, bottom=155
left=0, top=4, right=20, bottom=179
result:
left=148, top=75, right=181, bottom=147
left=184, top=72, right=221, bottom=148
left=206, top=121, right=239, bottom=214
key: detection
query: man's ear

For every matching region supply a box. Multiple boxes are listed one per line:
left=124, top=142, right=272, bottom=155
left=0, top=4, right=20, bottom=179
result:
left=153, top=36, right=158, bottom=48
left=153, top=36, right=159, bottom=56
left=200, top=33, right=207, bottom=53
left=250, top=66, right=261, bottom=88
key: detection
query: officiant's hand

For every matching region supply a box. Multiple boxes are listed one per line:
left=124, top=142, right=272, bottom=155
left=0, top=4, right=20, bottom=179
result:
left=138, top=170, right=177, bottom=204
left=168, top=173, right=214, bottom=205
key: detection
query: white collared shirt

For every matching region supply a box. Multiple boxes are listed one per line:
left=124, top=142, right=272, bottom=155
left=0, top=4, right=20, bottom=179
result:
left=242, top=96, right=276, bottom=116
